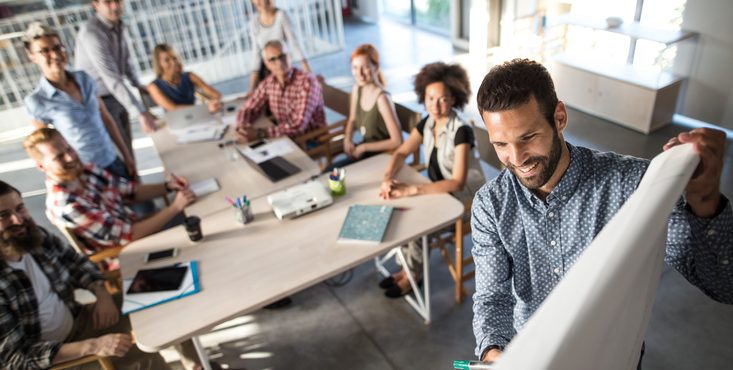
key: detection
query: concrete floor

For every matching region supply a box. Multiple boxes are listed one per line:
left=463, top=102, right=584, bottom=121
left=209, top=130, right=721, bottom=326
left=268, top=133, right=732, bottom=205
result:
left=2, top=17, right=732, bottom=370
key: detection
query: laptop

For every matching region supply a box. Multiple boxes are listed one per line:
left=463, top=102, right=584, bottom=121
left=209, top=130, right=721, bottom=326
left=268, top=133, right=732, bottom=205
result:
left=267, top=181, right=334, bottom=220
left=164, top=104, right=218, bottom=129
left=237, top=143, right=301, bottom=182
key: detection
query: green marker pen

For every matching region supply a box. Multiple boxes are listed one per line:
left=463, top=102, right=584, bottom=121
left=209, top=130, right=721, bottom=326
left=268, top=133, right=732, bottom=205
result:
left=453, top=359, right=494, bottom=370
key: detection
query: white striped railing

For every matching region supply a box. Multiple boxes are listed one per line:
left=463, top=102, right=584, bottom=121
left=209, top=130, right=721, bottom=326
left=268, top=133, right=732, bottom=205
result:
left=0, top=0, right=345, bottom=112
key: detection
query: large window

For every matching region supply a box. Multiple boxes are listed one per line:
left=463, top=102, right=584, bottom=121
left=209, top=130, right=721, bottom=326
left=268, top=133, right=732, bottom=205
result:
left=561, top=0, right=688, bottom=73
left=381, top=0, right=451, bottom=34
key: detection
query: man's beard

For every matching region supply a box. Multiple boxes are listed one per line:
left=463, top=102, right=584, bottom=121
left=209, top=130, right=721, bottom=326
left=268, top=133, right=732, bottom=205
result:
left=0, top=217, right=44, bottom=256
left=56, top=160, right=83, bottom=182
left=507, top=130, right=563, bottom=190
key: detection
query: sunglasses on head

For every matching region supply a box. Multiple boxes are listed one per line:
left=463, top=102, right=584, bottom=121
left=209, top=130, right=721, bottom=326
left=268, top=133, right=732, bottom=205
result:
left=266, top=53, right=287, bottom=63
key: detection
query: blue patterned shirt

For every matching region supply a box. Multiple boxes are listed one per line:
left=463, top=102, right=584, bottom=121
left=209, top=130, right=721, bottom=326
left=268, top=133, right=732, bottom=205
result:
left=24, top=70, right=118, bottom=168
left=471, top=142, right=733, bottom=357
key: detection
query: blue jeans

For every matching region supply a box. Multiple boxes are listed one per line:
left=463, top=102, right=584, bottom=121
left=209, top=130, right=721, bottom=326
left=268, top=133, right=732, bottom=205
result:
left=104, top=157, right=131, bottom=179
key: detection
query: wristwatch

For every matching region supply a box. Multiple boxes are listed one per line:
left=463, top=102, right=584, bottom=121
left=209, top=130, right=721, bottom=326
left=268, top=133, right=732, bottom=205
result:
left=256, top=128, right=267, bottom=140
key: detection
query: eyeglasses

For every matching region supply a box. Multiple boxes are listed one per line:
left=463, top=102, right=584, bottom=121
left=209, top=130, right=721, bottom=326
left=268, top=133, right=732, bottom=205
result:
left=34, top=44, right=65, bottom=58
left=265, top=53, right=287, bottom=63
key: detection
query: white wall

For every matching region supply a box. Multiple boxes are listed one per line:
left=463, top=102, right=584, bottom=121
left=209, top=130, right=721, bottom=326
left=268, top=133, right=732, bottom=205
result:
left=679, top=0, right=733, bottom=130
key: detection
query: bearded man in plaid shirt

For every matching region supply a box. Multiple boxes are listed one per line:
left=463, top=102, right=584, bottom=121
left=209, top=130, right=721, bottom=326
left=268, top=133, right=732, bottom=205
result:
left=0, top=180, right=169, bottom=369
left=23, top=128, right=196, bottom=255
left=235, top=40, right=326, bottom=142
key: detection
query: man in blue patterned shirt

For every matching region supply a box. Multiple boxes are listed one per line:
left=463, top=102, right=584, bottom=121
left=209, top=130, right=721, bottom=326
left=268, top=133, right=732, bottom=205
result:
left=471, top=59, right=732, bottom=363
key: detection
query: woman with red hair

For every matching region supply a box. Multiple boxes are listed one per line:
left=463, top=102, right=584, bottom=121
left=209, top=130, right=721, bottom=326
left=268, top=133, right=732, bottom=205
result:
left=337, top=44, right=402, bottom=167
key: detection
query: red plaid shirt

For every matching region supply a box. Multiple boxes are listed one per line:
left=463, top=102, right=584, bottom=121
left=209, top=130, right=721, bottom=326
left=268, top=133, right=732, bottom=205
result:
left=45, top=163, right=136, bottom=251
left=236, top=68, right=326, bottom=138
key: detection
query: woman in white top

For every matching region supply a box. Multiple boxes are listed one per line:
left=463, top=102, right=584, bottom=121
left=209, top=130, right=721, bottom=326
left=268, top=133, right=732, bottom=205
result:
left=378, top=62, right=485, bottom=298
left=248, top=0, right=311, bottom=92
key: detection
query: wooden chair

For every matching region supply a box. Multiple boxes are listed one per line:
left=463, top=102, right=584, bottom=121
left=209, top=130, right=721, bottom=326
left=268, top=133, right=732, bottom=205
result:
left=51, top=355, right=115, bottom=370
left=431, top=199, right=474, bottom=304
left=55, top=224, right=124, bottom=294
left=393, top=102, right=423, bottom=169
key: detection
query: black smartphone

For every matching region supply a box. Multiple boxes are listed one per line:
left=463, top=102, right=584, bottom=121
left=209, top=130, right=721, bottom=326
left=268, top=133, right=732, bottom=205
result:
left=144, top=248, right=178, bottom=263
left=249, top=140, right=266, bottom=149
left=126, top=265, right=188, bottom=294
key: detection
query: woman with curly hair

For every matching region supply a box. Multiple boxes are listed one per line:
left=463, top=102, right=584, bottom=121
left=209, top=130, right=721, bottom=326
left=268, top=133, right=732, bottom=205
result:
left=378, top=62, right=485, bottom=298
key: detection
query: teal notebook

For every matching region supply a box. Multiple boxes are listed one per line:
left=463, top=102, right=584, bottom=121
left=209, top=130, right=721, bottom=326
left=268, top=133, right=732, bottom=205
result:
left=338, top=204, right=394, bottom=243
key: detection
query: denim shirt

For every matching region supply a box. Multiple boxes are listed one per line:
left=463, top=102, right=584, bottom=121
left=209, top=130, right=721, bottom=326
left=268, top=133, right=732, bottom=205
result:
left=471, top=142, right=733, bottom=357
left=24, top=70, right=118, bottom=168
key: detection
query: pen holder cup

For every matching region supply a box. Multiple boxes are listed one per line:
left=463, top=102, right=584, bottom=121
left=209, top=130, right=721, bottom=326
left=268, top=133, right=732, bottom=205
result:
left=328, top=178, right=346, bottom=196
left=234, top=205, right=255, bottom=224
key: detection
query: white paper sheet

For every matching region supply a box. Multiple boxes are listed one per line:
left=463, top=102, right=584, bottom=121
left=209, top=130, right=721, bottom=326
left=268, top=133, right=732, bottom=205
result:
left=238, top=139, right=294, bottom=163
left=171, top=124, right=227, bottom=144
left=493, top=144, right=700, bottom=370
left=189, top=178, right=220, bottom=198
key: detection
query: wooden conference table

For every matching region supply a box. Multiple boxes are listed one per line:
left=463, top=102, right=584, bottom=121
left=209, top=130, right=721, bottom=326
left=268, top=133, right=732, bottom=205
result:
left=150, top=110, right=321, bottom=217
left=120, top=154, right=464, bottom=354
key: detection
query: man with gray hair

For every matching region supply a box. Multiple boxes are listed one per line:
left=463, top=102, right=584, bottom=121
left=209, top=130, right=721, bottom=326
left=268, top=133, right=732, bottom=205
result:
left=235, top=40, right=325, bottom=142
left=74, top=0, right=157, bottom=156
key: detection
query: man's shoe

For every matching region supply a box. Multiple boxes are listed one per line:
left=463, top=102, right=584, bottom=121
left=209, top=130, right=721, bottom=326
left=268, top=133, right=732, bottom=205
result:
left=378, top=276, right=396, bottom=289
left=263, top=297, right=292, bottom=309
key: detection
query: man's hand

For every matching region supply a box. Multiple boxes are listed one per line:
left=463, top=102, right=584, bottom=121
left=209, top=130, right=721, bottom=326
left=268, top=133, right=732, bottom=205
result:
left=235, top=126, right=257, bottom=144
left=166, top=173, right=189, bottom=192
left=172, top=189, right=196, bottom=211
left=663, top=128, right=726, bottom=218
left=88, top=334, right=132, bottom=357
left=482, top=348, right=503, bottom=363
left=139, top=112, right=158, bottom=133
left=123, top=156, right=137, bottom=179
left=92, top=291, right=120, bottom=330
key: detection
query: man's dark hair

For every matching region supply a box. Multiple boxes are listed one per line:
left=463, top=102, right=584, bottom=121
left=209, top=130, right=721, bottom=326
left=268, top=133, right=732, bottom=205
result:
left=476, top=58, right=558, bottom=127
left=0, top=181, right=21, bottom=197
left=413, top=62, right=471, bottom=110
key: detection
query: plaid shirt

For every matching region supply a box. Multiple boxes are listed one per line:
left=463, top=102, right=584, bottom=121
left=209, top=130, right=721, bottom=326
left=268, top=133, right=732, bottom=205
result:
left=45, top=163, right=136, bottom=251
left=236, top=68, right=326, bottom=138
left=0, top=227, right=103, bottom=369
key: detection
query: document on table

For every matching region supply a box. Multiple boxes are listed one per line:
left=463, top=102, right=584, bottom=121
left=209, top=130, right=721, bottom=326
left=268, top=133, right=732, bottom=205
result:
left=122, top=261, right=200, bottom=315
left=493, top=144, right=700, bottom=370
left=189, top=178, right=220, bottom=198
left=238, top=139, right=294, bottom=163
left=171, top=123, right=228, bottom=144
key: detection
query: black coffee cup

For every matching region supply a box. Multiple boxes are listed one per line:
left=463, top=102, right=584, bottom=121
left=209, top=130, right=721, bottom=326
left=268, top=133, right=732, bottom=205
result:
left=185, top=216, right=203, bottom=242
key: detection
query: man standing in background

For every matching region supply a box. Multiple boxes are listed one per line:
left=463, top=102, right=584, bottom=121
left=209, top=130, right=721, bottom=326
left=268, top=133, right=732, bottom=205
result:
left=75, top=0, right=157, bottom=157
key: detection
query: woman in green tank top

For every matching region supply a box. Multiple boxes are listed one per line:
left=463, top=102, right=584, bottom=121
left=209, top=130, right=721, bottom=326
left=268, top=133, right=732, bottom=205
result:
left=340, top=44, right=402, bottom=166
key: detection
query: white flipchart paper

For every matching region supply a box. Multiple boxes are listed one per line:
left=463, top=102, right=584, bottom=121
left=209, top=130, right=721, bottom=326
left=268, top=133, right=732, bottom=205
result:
left=493, top=144, right=699, bottom=370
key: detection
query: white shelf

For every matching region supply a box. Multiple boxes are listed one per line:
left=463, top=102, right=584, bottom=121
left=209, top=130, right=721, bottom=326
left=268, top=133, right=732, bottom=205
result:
left=551, top=53, right=684, bottom=90
left=550, top=13, right=697, bottom=45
